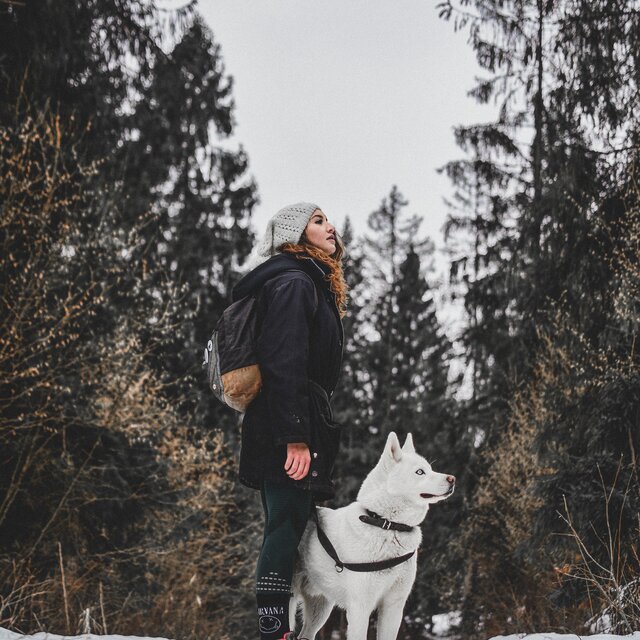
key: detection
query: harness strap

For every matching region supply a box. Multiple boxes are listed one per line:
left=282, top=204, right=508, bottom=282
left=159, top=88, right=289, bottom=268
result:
left=312, top=506, right=415, bottom=573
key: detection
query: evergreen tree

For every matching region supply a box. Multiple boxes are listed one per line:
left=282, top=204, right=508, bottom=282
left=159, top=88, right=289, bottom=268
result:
left=0, top=0, right=186, bottom=158
left=0, top=102, right=254, bottom=640
left=119, top=17, right=258, bottom=424
left=393, top=246, right=468, bottom=638
left=0, top=1, right=258, bottom=431
left=393, top=246, right=450, bottom=431
left=330, top=197, right=464, bottom=635
left=439, top=0, right=640, bottom=632
left=364, top=187, right=435, bottom=435
left=439, top=0, right=639, bottom=426
left=331, top=217, right=373, bottom=501
left=0, top=4, right=260, bottom=635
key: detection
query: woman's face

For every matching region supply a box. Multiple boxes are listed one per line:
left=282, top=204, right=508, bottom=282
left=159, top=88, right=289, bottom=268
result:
left=304, top=209, right=337, bottom=255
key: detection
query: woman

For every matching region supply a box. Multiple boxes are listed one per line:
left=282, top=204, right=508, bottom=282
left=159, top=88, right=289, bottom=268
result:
left=232, top=202, right=347, bottom=640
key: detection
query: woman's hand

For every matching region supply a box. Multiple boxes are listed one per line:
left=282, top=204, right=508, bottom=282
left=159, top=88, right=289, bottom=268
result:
left=285, top=443, right=311, bottom=480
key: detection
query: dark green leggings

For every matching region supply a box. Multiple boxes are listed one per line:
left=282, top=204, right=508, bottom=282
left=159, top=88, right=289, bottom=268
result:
left=256, top=481, right=314, bottom=596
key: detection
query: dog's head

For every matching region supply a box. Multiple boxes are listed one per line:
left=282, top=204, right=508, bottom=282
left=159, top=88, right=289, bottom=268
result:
left=357, top=432, right=455, bottom=510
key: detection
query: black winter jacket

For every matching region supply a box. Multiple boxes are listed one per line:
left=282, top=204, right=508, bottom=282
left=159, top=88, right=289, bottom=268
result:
left=232, top=252, right=344, bottom=500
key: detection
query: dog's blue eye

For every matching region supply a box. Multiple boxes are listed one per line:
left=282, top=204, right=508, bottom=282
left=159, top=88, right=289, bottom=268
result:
left=416, top=469, right=425, bottom=475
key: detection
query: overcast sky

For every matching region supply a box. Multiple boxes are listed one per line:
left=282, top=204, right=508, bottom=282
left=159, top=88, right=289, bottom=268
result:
left=199, top=1, right=497, bottom=277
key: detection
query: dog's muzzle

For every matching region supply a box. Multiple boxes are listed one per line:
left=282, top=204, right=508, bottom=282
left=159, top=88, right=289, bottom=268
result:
left=421, top=476, right=455, bottom=499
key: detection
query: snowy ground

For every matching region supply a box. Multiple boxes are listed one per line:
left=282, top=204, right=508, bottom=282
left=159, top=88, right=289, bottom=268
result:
left=492, top=636, right=640, bottom=640
left=2, top=627, right=640, bottom=640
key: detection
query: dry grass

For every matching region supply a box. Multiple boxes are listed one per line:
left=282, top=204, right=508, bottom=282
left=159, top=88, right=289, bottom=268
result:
left=454, top=179, right=640, bottom=636
left=0, top=107, right=257, bottom=639
left=559, top=461, right=640, bottom=632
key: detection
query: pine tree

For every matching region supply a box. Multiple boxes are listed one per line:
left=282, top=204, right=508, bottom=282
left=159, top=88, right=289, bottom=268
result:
left=439, top=0, right=640, bottom=632
left=0, top=4, right=261, bottom=635
left=119, top=17, right=258, bottom=424
left=393, top=246, right=450, bottom=431
left=393, top=246, right=468, bottom=637
left=331, top=217, right=373, bottom=501
left=332, top=196, right=464, bottom=635
left=364, top=187, right=435, bottom=435
left=0, top=1, right=258, bottom=431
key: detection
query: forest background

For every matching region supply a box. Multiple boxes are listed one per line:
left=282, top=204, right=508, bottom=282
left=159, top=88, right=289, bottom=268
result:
left=1, top=1, right=639, bottom=639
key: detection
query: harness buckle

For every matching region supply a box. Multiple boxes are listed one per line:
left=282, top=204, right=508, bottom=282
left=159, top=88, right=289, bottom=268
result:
left=335, top=563, right=344, bottom=573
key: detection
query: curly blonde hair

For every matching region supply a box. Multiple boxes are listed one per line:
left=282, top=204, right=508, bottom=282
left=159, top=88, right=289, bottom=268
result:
left=279, top=237, right=348, bottom=318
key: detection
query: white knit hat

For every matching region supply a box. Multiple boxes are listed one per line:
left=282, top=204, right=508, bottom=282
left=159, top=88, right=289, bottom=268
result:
left=255, top=202, right=320, bottom=256
left=242, top=202, right=320, bottom=271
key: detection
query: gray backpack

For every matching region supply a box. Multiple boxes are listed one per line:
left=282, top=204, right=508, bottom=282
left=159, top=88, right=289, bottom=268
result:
left=203, top=270, right=317, bottom=412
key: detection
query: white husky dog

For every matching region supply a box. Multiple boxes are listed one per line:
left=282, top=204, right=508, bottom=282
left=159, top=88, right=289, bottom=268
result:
left=291, top=431, right=455, bottom=640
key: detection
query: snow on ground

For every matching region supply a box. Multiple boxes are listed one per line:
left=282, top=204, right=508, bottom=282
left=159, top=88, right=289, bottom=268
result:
left=2, top=628, right=639, bottom=640
left=0, top=630, right=170, bottom=640
left=492, top=636, right=640, bottom=640
left=432, top=611, right=462, bottom=635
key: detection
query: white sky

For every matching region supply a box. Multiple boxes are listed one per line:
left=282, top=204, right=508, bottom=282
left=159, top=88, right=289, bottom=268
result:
left=198, top=1, right=498, bottom=279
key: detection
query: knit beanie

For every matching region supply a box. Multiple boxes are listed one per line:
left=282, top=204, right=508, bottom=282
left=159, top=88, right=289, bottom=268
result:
left=241, top=202, right=320, bottom=271
left=255, top=202, right=320, bottom=257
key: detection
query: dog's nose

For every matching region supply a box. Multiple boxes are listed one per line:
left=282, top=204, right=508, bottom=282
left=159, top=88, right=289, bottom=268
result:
left=446, top=475, right=456, bottom=485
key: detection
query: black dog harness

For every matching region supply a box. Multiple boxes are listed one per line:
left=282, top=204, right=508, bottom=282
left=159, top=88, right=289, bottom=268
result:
left=312, top=506, right=416, bottom=573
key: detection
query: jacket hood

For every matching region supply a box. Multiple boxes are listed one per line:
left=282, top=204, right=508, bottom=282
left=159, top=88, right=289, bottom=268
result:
left=232, top=252, right=331, bottom=302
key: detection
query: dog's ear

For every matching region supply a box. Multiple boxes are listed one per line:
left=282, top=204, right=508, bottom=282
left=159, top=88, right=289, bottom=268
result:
left=402, top=433, right=416, bottom=454
left=383, top=431, right=403, bottom=464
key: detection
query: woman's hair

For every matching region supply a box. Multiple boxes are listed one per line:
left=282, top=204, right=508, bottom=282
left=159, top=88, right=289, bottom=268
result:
left=279, top=234, right=348, bottom=318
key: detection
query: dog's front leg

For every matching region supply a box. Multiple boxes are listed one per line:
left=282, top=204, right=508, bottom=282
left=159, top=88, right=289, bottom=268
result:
left=298, top=594, right=333, bottom=640
left=376, top=597, right=406, bottom=640
left=345, top=605, right=371, bottom=640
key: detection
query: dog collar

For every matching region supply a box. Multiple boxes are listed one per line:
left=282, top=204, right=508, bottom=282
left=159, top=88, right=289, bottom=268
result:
left=359, top=510, right=414, bottom=532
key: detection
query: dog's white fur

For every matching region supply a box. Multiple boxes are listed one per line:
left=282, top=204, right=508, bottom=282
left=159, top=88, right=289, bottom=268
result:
left=291, top=432, right=454, bottom=640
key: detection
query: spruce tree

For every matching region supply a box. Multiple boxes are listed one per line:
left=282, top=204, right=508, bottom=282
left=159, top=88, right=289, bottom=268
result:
left=439, top=0, right=640, bottom=631
left=0, top=1, right=258, bottom=431
left=120, top=17, right=258, bottom=424
left=334, top=193, right=464, bottom=634
left=393, top=246, right=467, bottom=637
left=364, top=187, right=434, bottom=435
left=331, top=217, right=373, bottom=501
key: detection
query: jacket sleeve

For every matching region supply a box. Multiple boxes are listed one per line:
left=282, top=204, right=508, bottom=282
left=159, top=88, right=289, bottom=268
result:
left=257, top=275, right=317, bottom=446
